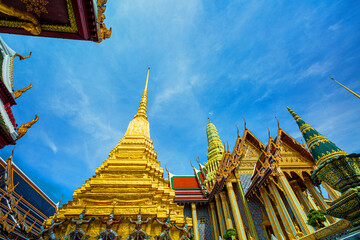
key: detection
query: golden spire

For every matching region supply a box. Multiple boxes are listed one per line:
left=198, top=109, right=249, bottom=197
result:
left=134, top=67, right=150, bottom=119
left=124, top=67, right=151, bottom=138
left=330, top=76, right=360, bottom=99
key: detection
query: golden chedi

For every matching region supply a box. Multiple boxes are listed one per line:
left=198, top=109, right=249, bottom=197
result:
left=47, top=67, right=187, bottom=239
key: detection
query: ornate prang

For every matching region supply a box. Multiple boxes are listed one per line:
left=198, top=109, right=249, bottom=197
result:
left=0, top=2, right=41, bottom=35
left=98, top=207, right=123, bottom=240
left=127, top=209, right=152, bottom=240
left=16, top=115, right=39, bottom=140
left=14, top=83, right=33, bottom=99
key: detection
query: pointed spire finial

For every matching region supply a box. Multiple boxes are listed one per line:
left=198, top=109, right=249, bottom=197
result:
left=275, top=116, right=280, bottom=129
left=243, top=117, right=247, bottom=130
left=134, top=67, right=150, bottom=119
left=330, top=76, right=360, bottom=99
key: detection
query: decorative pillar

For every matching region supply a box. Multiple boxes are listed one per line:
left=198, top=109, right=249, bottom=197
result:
left=275, top=167, right=312, bottom=234
left=215, top=194, right=226, bottom=236
left=235, top=170, right=259, bottom=240
left=322, top=182, right=341, bottom=201
left=260, top=209, right=271, bottom=240
left=226, top=182, right=248, bottom=240
left=219, top=191, right=234, bottom=230
left=209, top=202, right=220, bottom=240
left=304, top=177, right=336, bottom=223
left=191, top=203, right=200, bottom=240
left=268, top=181, right=297, bottom=238
left=259, top=187, right=286, bottom=240
left=290, top=180, right=314, bottom=213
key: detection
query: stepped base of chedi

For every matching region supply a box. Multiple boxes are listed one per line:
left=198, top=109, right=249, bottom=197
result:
left=46, top=68, right=188, bottom=240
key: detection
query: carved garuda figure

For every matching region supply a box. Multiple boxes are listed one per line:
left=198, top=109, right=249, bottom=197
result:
left=98, top=209, right=123, bottom=240
left=153, top=216, right=174, bottom=240
left=65, top=208, right=94, bottom=240
left=127, top=209, right=152, bottom=240
left=174, top=218, right=193, bottom=240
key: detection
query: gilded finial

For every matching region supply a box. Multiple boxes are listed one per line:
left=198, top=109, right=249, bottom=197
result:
left=6, top=145, right=17, bottom=164
left=275, top=116, right=280, bottom=129
left=267, top=128, right=271, bottom=139
left=243, top=117, right=247, bottom=130
left=190, top=161, right=194, bottom=168
left=236, top=125, right=239, bottom=137
left=196, top=157, right=200, bottom=164
left=226, top=141, right=229, bottom=152
left=330, top=76, right=360, bottom=99
left=14, top=84, right=33, bottom=99
left=16, top=115, right=39, bottom=140
left=165, top=164, right=169, bottom=174
left=134, top=67, right=150, bottom=119
left=14, top=52, right=32, bottom=61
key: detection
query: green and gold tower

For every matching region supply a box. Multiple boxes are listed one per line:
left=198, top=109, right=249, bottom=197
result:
left=204, top=119, right=224, bottom=186
left=288, top=107, right=360, bottom=230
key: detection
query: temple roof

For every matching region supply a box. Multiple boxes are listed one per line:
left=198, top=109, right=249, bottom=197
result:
left=168, top=172, right=207, bottom=203
left=0, top=157, right=56, bottom=239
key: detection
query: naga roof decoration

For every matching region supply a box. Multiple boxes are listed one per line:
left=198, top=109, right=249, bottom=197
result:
left=287, top=107, right=347, bottom=167
left=0, top=36, right=36, bottom=149
left=0, top=0, right=111, bottom=42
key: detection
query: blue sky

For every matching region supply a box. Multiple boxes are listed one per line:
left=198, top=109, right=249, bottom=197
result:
left=1, top=0, right=359, bottom=205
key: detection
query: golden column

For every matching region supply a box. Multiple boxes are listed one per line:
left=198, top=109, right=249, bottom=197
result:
left=215, top=194, right=226, bottom=236
left=322, top=182, right=341, bottom=201
left=289, top=180, right=316, bottom=213
left=235, top=170, right=259, bottom=240
left=275, top=167, right=312, bottom=235
left=303, top=177, right=336, bottom=223
left=219, top=191, right=234, bottom=230
left=226, top=182, right=248, bottom=240
left=191, top=203, right=200, bottom=240
left=268, top=181, right=297, bottom=238
left=209, top=203, right=220, bottom=240
left=259, top=187, right=286, bottom=240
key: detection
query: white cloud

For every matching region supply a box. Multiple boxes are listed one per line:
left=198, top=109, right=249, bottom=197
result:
left=303, top=61, right=332, bottom=78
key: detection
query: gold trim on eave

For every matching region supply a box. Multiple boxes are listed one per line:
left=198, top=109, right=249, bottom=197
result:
left=317, top=150, right=347, bottom=166
left=0, top=0, right=77, bottom=34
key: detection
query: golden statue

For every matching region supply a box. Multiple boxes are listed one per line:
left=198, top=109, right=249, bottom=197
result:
left=0, top=1, right=41, bottom=35
left=17, top=115, right=39, bottom=140
left=14, top=84, right=33, bottom=99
